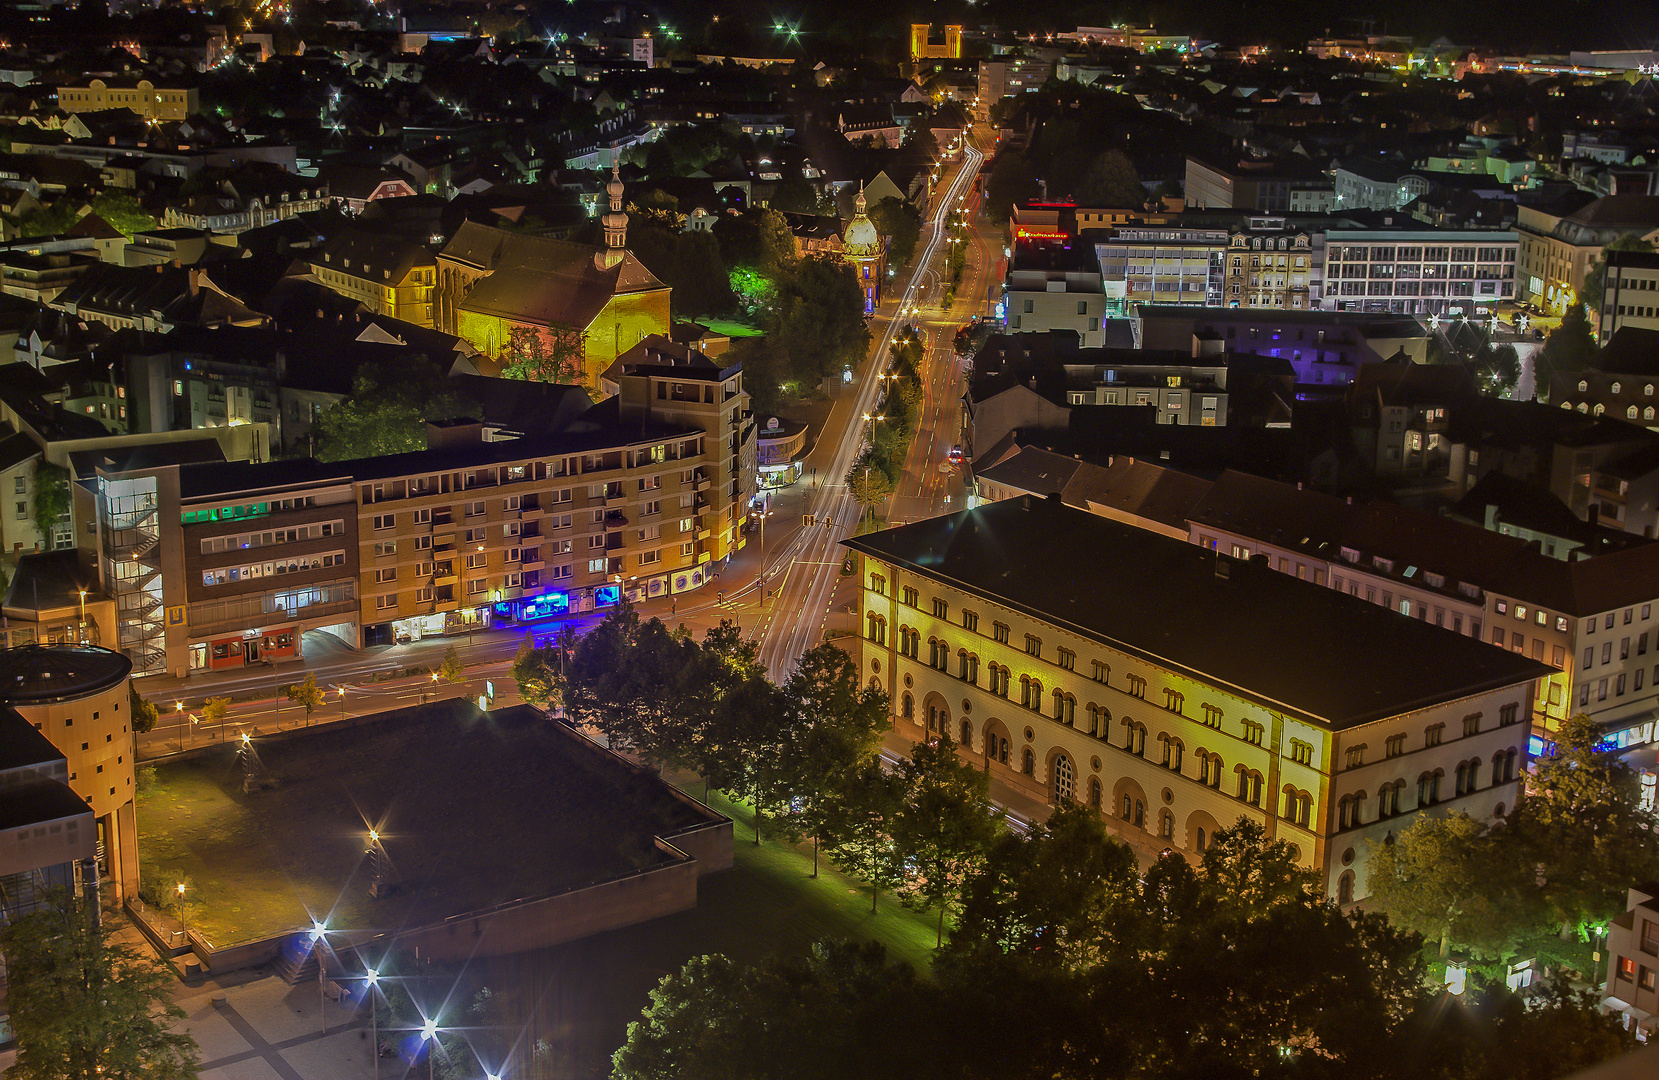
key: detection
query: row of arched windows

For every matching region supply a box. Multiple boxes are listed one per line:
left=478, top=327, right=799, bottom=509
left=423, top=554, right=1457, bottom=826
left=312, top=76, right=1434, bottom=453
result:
left=1336, top=748, right=1520, bottom=832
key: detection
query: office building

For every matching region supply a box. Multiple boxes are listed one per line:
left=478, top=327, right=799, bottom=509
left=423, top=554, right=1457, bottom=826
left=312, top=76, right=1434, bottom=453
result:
left=847, top=496, right=1547, bottom=902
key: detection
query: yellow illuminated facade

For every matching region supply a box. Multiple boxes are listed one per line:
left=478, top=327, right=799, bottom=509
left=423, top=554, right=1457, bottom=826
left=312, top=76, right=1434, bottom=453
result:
left=853, top=555, right=1535, bottom=903
left=910, top=23, right=963, bottom=59
left=456, top=289, right=671, bottom=393
left=56, top=79, right=198, bottom=121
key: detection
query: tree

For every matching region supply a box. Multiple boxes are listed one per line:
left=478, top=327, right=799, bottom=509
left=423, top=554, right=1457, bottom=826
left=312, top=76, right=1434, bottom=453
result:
left=128, top=684, right=158, bottom=734
left=498, top=323, right=587, bottom=384
left=1471, top=341, right=1521, bottom=396
left=1535, top=303, right=1599, bottom=396
left=1074, top=148, right=1145, bottom=208
left=818, top=756, right=905, bottom=913
left=510, top=629, right=570, bottom=711
left=201, top=697, right=230, bottom=727
left=1583, top=234, right=1657, bottom=315
left=1365, top=812, right=1539, bottom=958
left=15, top=200, right=81, bottom=238
left=612, top=943, right=924, bottom=1080
left=284, top=672, right=325, bottom=724
left=1511, top=712, right=1659, bottom=933
left=756, top=208, right=797, bottom=279
left=983, top=151, right=1040, bottom=222
left=845, top=461, right=894, bottom=518
left=769, top=256, right=869, bottom=381
left=87, top=193, right=157, bottom=237
left=892, top=735, right=1001, bottom=944
left=950, top=801, right=1142, bottom=970
left=31, top=462, right=70, bottom=550
left=437, top=644, right=466, bottom=684
left=313, top=358, right=476, bottom=462
left=0, top=890, right=200, bottom=1080
left=867, top=195, right=920, bottom=267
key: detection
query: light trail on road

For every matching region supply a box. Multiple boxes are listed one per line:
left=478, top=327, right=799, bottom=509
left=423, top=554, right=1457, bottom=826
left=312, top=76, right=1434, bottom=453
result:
left=755, top=136, right=985, bottom=681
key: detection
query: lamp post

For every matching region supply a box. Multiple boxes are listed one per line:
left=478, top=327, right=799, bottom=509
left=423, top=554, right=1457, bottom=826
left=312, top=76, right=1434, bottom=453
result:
left=339, top=686, right=346, bottom=723
left=311, top=921, right=329, bottom=1034
left=175, top=881, right=188, bottom=941
left=176, top=701, right=184, bottom=752
left=78, top=589, right=86, bottom=642
left=421, top=1017, right=439, bottom=1080
left=364, top=968, right=381, bottom=1080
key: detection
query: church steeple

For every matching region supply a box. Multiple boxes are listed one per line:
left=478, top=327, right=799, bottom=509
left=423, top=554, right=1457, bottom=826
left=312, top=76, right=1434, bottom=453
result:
left=601, top=159, right=629, bottom=265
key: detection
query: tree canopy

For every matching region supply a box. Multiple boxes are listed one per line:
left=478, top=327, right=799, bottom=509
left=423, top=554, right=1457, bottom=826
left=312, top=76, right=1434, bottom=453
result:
left=1, top=892, right=200, bottom=1080
left=313, top=357, right=477, bottom=462
left=499, top=323, right=586, bottom=384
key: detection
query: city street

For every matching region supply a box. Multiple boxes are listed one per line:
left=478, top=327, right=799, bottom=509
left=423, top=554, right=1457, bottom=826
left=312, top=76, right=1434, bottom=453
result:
left=752, top=131, right=986, bottom=680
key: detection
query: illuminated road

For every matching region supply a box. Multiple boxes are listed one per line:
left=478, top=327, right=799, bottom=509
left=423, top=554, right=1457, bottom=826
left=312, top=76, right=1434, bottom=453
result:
left=753, top=133, right=986, bottom=681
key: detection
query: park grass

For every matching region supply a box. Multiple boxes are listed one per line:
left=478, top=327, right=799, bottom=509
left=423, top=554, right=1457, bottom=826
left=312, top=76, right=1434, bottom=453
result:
left=135, top=703, right=703, bottom=947
left=695, top=319, right=765, bottom=338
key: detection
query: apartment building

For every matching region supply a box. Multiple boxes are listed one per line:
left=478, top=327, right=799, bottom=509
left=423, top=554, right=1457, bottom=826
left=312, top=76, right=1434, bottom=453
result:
left=848, top=496, right=1547, bottom=902
left=1222, top=228, right=1317, bottom=310
left=89, top=452, right=360, bottom=678
left=1605, top=884, right=1659, bottom=1040
left=1322, top=228, right=1518, bottom=315
left=1002, top=238, right=1107, bottom=346
left=308, top=228, right=436, bottom=329
left=1516, top=194, right=1659, bottom=315
left=1187, top=470, right=1659, bottom=758
left=55, top=77, right=198, bottom=121
left=356, top=338, right=752, bottom=643
left=1093, top=224, right=1228, bottom=311
left=1598, top=248, right=1659, bottom=343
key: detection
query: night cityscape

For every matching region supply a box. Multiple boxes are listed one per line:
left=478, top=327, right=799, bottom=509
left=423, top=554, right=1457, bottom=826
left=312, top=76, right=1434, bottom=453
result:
left=0, top=0, right=1657, bottom=1077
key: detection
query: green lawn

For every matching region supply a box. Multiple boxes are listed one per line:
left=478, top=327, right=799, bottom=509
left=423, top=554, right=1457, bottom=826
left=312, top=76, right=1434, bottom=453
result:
left=695, top=319, right=766, bottom=338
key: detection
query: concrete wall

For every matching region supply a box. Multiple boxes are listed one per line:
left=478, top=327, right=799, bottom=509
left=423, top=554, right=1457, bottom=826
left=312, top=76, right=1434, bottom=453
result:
left=394, top=848, right=701, bottom=960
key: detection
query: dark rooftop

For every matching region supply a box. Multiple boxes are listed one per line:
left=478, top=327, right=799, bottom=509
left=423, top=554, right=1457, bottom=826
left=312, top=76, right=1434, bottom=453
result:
left=843, top=495, right=1550, bottom=729
left=0, top=645, right=132, bottom=706
left=0, top=705, right=66, bottom=772
left=0, top=776, right=94, bottom=831
left=3, top=550, right=99, bottom=615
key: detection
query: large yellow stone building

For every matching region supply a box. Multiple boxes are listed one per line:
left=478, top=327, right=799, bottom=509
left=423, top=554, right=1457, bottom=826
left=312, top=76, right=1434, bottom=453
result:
left=56, top=78, right=198, bottom=121
left=308, top=228, right=436, bottom=328
left=847, top=496, right=1549, bottom=903
left=437, top=167, right=671, bottom=395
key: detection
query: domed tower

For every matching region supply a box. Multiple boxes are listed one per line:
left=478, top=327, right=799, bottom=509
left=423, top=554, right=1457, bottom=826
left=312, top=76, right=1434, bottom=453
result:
left=842, top=185, right=885, bottom=315
left=601, top=159, right=629, bottom=268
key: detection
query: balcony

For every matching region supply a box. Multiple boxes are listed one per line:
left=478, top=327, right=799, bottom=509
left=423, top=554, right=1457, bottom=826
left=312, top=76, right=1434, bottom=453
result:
left=603, top=511, right=629, bottom=531
left=694, top=470, right=712, bottom=492
left=520, top=548, right=544, bottom=566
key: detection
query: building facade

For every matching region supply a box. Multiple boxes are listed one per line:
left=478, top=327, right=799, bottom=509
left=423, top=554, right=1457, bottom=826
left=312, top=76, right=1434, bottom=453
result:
left=1322, top=229, right=1518, bottom=315
left=1003, top=238, right=1106, bottom=346
left=1223, top=228, right=1316, bottom=310
left=55, top=78, right=198, bottom=121
left=1598, top=249, right=1659, bottom=343
left=308, top=229, right=437, bottom=329
left=848, top=497, right=1546, bottom=902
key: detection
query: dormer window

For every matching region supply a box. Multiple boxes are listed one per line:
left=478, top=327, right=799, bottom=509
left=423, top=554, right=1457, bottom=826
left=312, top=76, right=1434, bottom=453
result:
left=1579, top=380, right=1589, bottom=392
left=1612, top=382, right=1622, bottom=394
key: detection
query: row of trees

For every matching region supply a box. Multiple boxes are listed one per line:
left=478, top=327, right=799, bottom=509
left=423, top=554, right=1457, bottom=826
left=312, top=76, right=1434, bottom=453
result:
left=1369, top=713, right=1659, bottom=965
left=614, top=808, right=1633, bottom=1080
left=847, top=328, right=925, bottom=514
left=513, top=608, right=997, bottom=933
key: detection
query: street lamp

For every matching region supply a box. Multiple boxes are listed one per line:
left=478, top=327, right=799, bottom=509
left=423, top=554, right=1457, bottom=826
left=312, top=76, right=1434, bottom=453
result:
left=364, top=968, right=382, bottom=1080
left=176, top=701, right=184, bottom=751
left=311, top=921, right=330, bottom=1034
left=78, top=589, right=86, bottom=641
left=175, top=881, right=188, bottom=938
left=421, top=1016, right=440, bottom=1080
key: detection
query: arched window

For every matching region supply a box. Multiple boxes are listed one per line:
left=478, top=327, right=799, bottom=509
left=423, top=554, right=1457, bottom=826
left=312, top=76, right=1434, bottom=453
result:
left=1021, top=747, right=1035, bottom=776
left=1159, top=810, right=1174, bottom=840
left=1134, top=799, right=1145, bottom=827
left=1052, top=754, right=1075, bottom=803
left=1019, top=675, right=1032, bottom=707
left=1027, top=677, right=1042, bottom=711
left=1337, top=871, right=1354, bottom=904
left=1454, top=760, right=1469, bottom=796
left=1504, top=748, right=1517, bottom=782
left=1196, top=827, right=1207, bottom=853
left=901, top=692, right=913, bottom=720
left=1053, top=688, right=1066, bottom=722
left=1088, top=776, right=1102, bottom=808
left=960, top=719, right=971, bottom=747
left=1417, top=772, right=1432, bottom=807
left=1121, top=793, right=1133, bottom=820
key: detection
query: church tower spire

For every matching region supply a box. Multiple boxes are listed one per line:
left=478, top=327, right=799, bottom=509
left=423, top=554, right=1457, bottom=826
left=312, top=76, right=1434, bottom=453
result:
left=601, top=159, right=629, bottom=266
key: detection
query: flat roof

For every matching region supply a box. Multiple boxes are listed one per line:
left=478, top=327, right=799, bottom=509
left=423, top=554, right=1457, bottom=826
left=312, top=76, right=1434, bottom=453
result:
left=0, top=705, right=66, bottom=771
left=0, top=777, right=94, bottom=832
left=843, top=495, right=1551, bottom=729
left=0, top=645, right=132, bottom=705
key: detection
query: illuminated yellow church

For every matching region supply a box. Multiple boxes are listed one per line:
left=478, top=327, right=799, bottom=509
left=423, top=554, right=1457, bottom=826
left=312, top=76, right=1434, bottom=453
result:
left=436, top=163, right=670, bottom=394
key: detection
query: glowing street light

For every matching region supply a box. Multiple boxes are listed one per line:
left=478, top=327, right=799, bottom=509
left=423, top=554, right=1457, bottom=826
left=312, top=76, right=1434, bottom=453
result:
left=311, top=920, right=331, bottom=1034
left=364, top=968, right=383, bottom=1080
